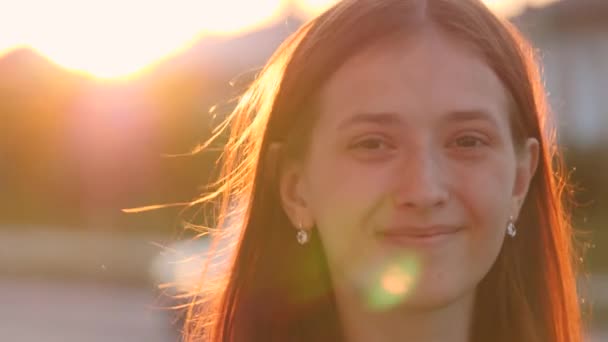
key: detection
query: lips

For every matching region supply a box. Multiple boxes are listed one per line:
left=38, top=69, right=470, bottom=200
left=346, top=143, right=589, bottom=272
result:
left=376, top=225, right=462, bottom=244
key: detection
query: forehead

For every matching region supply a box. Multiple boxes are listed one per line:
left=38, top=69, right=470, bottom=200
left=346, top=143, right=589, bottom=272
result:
left=316, top=28, right=511, bottom=130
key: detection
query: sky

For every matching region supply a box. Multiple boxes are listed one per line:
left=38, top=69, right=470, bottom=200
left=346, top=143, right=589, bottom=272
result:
left=0, top=0, right=560, bottom=79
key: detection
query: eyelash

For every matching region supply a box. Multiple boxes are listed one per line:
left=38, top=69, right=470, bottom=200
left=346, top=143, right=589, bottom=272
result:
left=451, top=135, right=489, bottom=149
left=349, top=136, right=394, bottom=151
left=349, top=134, right=489, bottom=152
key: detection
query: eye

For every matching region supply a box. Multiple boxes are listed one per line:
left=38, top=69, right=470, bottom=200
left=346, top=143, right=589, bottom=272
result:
left=350, top=136, right=393, bottom=150
left=347, top=135, right=397, bottom=161
left=452, top=135, right=488, bottom=148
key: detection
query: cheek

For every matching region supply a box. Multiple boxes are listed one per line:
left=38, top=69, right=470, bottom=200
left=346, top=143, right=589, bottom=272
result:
left=455, top=162, right=514, bottom=258
left=465, top=164, right=513, bottom=221
left=306, top=152, right=389, bottom=227
left=303, top=148, right=391, bottom=258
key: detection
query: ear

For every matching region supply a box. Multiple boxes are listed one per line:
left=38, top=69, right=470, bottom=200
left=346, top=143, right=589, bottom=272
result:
left=279, top=160, right=314, bottom=231
left=511, top=137, right=540, bottom=219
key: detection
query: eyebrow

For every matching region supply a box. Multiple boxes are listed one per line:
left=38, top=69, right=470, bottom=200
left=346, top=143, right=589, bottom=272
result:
left=337, top=112, right=402, bottom=130
left=443, top=110, right=500, bottom=128
left=337, top=109, right=499, bottom=130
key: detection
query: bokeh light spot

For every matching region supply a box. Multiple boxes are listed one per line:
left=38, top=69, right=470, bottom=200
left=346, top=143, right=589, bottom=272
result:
left=381, top=265, right=413, bottom=296
left=365, top=253, right=420, bottom=311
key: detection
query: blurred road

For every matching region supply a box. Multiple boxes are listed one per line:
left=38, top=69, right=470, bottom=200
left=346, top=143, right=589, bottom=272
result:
left=0, top=277, right=178, bottom=342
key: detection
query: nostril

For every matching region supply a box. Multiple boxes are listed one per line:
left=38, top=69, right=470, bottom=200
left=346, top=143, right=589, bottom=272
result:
left=391, top=155, right=449, bottom=208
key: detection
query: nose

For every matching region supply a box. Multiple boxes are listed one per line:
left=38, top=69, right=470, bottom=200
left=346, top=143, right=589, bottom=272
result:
left=392, top=148, right=449, bottom=210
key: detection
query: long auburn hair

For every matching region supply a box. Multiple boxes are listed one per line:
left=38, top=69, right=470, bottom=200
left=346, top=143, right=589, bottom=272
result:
left=182, top=0, right=583, bottom=341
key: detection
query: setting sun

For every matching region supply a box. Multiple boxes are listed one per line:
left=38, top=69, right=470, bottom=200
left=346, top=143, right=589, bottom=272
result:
left=294, top=0, right=339, bottom=17
left=0, top=0, right=559, bottom=79
left=0, top=0, right=285, bottom=79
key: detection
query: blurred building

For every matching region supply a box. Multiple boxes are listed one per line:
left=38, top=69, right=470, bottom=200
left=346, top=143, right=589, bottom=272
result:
left=513, top=0, right=608, bottom=147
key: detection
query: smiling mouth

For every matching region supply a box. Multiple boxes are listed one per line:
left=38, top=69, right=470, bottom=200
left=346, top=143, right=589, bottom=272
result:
left=376, top=225, right=462, bottom=246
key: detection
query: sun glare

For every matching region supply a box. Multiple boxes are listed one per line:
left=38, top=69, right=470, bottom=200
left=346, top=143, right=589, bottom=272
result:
left=295, top=0, right=560, bottom=17
left=294, top=0, right=339, bottom=17
left=0, top=0, right=284, bottom=79
left=0, top=0, right=558, bottom=79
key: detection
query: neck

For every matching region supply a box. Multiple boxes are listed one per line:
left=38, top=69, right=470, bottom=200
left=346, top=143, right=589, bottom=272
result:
left=335, top=287, right=475, bottom=342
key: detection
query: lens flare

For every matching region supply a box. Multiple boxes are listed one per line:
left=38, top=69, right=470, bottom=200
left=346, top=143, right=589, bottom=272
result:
left=381, top=265, right=413, bottom=295
left=364, top=254, right=420, bottom=311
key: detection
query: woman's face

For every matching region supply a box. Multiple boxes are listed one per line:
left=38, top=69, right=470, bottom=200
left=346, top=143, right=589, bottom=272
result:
left=281, top=28, right=538, bottom=311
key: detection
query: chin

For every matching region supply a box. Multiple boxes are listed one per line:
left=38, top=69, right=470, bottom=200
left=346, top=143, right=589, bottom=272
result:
left=397, top=281, right=474, bottom=312
left=402, top=290, right=462, bottom=312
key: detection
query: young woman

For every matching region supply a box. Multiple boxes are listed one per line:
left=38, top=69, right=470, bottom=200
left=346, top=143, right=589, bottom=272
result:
left=182, top=0, right=583, bottom=341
